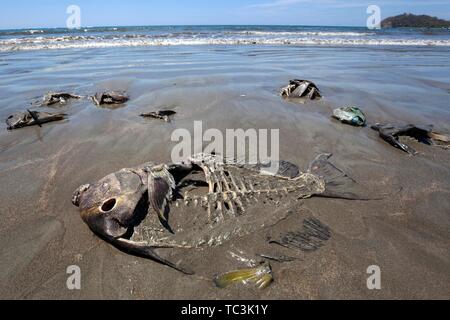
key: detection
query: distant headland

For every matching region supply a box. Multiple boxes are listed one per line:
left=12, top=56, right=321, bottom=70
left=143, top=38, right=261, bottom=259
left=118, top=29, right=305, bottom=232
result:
left=382, top=13, right=450, bottom=28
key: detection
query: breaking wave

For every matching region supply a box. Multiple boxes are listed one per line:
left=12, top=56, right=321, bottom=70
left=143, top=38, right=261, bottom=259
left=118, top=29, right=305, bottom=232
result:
left=229, top=31, right=375, bottom=37
left=1, top=26, right=450, bottom=52
left=1, top=37, right=450, bottom=52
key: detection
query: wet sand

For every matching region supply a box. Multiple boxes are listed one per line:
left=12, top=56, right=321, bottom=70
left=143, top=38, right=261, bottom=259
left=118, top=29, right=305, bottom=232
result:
left=0, top=45, right=449, bottom=299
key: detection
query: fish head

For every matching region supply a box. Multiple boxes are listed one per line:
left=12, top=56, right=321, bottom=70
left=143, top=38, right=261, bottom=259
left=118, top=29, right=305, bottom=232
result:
left=6, top=113, right=30, bottom=130
left=72, top=169, right=147, bottom=240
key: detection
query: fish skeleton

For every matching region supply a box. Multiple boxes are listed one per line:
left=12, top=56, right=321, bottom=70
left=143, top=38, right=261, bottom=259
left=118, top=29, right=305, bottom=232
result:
left=72, top=153, right=366, bottom=274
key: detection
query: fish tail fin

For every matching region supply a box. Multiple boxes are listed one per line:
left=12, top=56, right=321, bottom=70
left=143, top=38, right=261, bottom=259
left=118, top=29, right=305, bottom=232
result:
left=308, top=154, right=383, bottom=201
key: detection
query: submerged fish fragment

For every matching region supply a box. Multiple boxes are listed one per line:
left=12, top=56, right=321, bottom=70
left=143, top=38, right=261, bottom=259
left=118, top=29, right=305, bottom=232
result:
left=42, top=92, right=81, bottom=106
left=281, top=79, right=322, bottom=100
left=371, top=123, right=450, bottom=155
left=269, top=218, right=331, bottom=252
left=333, top=106, right=366, bottom=127
left=72, top=153, right=371, bottom=274
left=140, top=110, right=177, bottom=123
left=6, top=110, right=67, bottom=130
left=92, top=91, right=129, bottom=106
left=214, top=263, right=273, bottom=290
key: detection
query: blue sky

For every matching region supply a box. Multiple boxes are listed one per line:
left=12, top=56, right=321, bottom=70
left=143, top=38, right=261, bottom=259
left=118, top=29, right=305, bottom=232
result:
left=1, top=0, right=449, bottom=29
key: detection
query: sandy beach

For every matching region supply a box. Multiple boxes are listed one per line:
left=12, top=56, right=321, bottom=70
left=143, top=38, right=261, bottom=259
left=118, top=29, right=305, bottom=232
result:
left=0, top=38, right=449, bottom=299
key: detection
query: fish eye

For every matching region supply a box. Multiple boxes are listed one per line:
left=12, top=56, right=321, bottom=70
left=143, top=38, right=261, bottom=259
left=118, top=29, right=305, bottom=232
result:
left=101, top=198, right=117, bottom=212
left=8, top=115, right=13, bottom=119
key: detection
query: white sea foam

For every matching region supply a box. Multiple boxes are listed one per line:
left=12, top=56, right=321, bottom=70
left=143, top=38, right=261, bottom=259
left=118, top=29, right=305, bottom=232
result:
left=27, top=29, right=44, bottom=35
left=230, top=31, right=374, bottom=37
left=1, top=35, right=450, bottom=52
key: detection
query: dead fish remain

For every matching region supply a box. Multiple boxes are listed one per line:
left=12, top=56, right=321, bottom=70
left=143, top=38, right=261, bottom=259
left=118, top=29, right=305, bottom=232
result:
left=72, top=153, right=370, bottom=274
left=92, top=91, right=129, bottom=106
left=371, top=123, right=450, bottom=155
left=333, top=106, right=366, bottom=127
left=269, top=217, right=332, bottom=252
left=140, top=110, right=177, bottom=123
left=43, top=92, right=81, bottom=106
left=281, top=79, right=322, bottom=100
left=214, top=262, right=273, bottom=289
left=6, top=110, right=67, bottom=130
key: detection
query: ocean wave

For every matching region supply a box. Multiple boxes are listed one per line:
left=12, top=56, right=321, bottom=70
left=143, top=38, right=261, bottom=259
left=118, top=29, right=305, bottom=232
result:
left=1, top=36, right=450, bottom=51
left=229, top=31, right=374, bottom=37
left=28, top=29, right=45, bottom=35
left=0, top=27, right=132, bottom=36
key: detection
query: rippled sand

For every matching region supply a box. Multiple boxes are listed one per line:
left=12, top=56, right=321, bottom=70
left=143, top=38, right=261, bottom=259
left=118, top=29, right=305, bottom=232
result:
left=0, top=45, right=449, bottom=299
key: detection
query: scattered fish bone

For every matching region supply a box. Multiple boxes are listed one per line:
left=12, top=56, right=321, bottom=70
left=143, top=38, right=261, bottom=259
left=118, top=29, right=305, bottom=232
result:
left=281, top=79, right=322, bottom=100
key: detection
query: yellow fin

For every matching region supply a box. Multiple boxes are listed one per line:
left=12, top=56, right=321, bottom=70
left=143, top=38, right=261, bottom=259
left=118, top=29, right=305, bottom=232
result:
left=214, top=263, right=273, bottom=289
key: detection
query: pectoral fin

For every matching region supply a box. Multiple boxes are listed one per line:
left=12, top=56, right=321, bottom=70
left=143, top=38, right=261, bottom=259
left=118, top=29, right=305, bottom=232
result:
left=148, top=176, right=170, bottom=222
left=114, top=238, right=194, bottom=275
left=147, top=166, right=177, bottom=234
left=27, top=109, right=42, bottom=127
left=148, top=166, right=176, bottom=223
